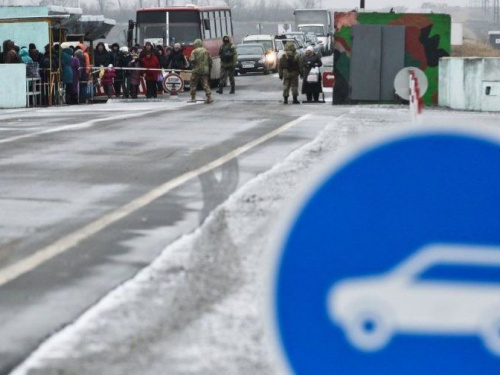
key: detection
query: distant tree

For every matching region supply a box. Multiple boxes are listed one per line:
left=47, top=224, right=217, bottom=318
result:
left=294, top=0, right=320, bottom=8
left=221, top=0, right=245, bottom=9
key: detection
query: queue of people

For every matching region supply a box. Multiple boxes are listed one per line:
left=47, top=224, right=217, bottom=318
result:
left=1, top=37, right=324, bottom=105
left=93, top=41, right=190, bottom=99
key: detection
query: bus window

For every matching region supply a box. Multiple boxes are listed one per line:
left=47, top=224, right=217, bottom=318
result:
left=137, top=25, right=166, bottom=45
left=210, top=12, right=218, bottom=39
left=217, top=11, right=224, bottom=37
left=167, top=10, right=201, bottom=45
left=222, top=11, right=228, bottom=37
left=202, top=12, right=211, bottom=39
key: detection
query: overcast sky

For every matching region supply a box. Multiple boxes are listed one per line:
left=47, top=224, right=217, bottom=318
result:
left=325, top=0, right=468, bottom=9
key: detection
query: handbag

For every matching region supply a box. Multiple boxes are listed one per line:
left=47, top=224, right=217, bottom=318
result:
left=307, top=67, right=319, bottom=83
left=157, top=72, right=164, bottom=83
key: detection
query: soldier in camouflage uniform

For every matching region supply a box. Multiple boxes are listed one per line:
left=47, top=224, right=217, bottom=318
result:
left=189, top=39, right=213, bottom=104
left=278, top=43, right=302, bottom=104
left=216, top=35, right=237, bottom=94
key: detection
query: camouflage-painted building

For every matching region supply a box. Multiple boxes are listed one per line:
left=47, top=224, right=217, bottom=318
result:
left=334, top=12, right=451, bottom=105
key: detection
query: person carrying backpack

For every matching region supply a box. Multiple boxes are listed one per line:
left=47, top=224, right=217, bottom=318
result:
left=216, top=35, right=237, bottom=95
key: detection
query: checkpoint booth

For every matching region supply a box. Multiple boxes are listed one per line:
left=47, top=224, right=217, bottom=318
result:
left=0, top=6, right=115, bottom=108
left=0, top=14, right=68, bottom=108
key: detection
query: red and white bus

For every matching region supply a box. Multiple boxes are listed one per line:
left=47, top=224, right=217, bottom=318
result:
left=135, top=5, right=234, bottom=84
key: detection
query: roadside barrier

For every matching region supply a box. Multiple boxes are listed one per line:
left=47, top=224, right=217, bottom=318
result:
left=322, top=72, right=335, bottom=88
left=87, top=66, right=190, bottom=98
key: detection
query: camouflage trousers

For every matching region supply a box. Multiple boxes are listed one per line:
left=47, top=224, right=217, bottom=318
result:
left=283, top=74, right=299, bottom=97
left=219, top=66, right=235, bottom=88
left=190, top=73, right=211, bottom=98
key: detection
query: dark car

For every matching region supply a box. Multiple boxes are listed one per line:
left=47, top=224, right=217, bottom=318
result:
left=235, top=43, right=271, bottom=75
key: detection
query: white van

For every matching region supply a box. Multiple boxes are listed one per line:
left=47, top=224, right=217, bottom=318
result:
left=241, top=34, right=278, bottom=72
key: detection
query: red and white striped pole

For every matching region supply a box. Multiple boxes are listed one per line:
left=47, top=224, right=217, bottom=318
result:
left=409, top=69, right=423, bottom=122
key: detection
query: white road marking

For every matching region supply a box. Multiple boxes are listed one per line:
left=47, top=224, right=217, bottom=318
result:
left=0, top=114, right=312, bottom=287
left=0, top=103, right=186, bottom=145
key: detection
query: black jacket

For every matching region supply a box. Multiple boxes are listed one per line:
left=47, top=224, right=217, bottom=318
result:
left=94, top=43, right=110, bottom=67
left=165, top=50, right=187, bottom=70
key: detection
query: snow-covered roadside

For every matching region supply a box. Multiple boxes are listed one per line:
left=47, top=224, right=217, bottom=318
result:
left=11, top=106, right=417, bottom=375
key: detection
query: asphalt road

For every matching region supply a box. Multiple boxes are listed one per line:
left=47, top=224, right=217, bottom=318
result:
left=0, top=64, right=341, bottom=373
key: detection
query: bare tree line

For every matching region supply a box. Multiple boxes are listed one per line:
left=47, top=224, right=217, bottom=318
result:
left=0, top=0, right=318, bottom=21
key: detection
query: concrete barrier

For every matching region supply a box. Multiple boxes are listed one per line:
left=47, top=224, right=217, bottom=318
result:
left=0, top=65, right=26, bottom=108
left=439, top=57, right=500, bottom=112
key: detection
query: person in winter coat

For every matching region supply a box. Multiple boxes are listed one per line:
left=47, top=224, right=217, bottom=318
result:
left=110, top=43, right=120, bottom=65
left=165, top=43, right=188, bottom=70
left=3, top=40, right=21, bottom=63
left=189, top=39, right=213, bottom=104
left=94, top=42, right=110, bottom=67
left=19, top=47, right=33, bottom=63
left=39, top=44, right=58, bottom=105
left=139, top=41, right=159, bottom=60
left=101, top=64, right=116, bottom=98
left=140, top=50, right=160, bottom=98
left=28, top=43, right=43, bottom=64
left=61, top=46, right=74, bottom=104
left=70, top=51, right=80, bottom=104
left=118, top=46, right=132, bottom=98
left=301, top=46, right=323, bottom=102
left=155, top=45, right=167, bottom=95
left=75, top=49, right=88, bottom=103
left=128, top=49, right=142, bottom=99
left=77, top=43, right=91, bottom=76
left=110, top=43, right=122, bottom=96
left=278, top=42, right=302, bottom=104
left=216, top=35, right=237, bottom=94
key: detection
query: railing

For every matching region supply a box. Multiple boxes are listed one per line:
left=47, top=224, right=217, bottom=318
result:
left=26, top=77, right=42, bottom=108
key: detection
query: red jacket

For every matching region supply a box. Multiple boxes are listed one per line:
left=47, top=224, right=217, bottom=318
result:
left=101, top=67, right=116, bottom=85
left=140, top=54, right=160, bottom=81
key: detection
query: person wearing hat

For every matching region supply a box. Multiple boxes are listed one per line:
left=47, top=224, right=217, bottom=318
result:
left=75, top=49, right=88, bottom=103
left=101, top=64, right=116, bottom=98
left=60, top=44, right=75, bottom=103
left=301, top=45, right=323, bottom=102
left=94, top=42, right=110, bottom=67
left=118, top=46, right=132, bottom=98
left=216, top=35, right=237, bottom=94
left=278, top=42, right=302, bottom=104
left=140, top=49, right=161, bottom=98
left=19, top=47, right=33, bottom=64
left=165, top=43, right=188, bottom=70
left=110, top=43, right=123, bottom=96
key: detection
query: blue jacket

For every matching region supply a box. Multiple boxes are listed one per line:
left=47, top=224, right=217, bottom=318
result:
left=19, top=48, right=33, bottom=64
left=61, top=48, right=73, bottom=84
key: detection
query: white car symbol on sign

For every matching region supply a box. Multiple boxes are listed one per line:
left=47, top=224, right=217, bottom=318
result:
left=327, top=244, right=500, bottom=355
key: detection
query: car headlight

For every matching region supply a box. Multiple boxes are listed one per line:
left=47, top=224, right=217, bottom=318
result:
left=258, top=59, right=264, bottom=64
left=266, top=53, right=275, bottom=63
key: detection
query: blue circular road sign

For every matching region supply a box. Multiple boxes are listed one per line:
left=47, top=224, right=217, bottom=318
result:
left=270, top=128, right=500, bottom=374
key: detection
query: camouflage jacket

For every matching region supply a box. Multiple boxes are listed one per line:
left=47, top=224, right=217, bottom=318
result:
left=278, top=52, right=302, bottom=79
left=189, top=46, right=212, bottom=76
left=219, top=43, right=237, bottom=68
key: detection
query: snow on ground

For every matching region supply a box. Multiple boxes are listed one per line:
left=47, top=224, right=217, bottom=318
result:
left=10, top=106, right=500, bottom=374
